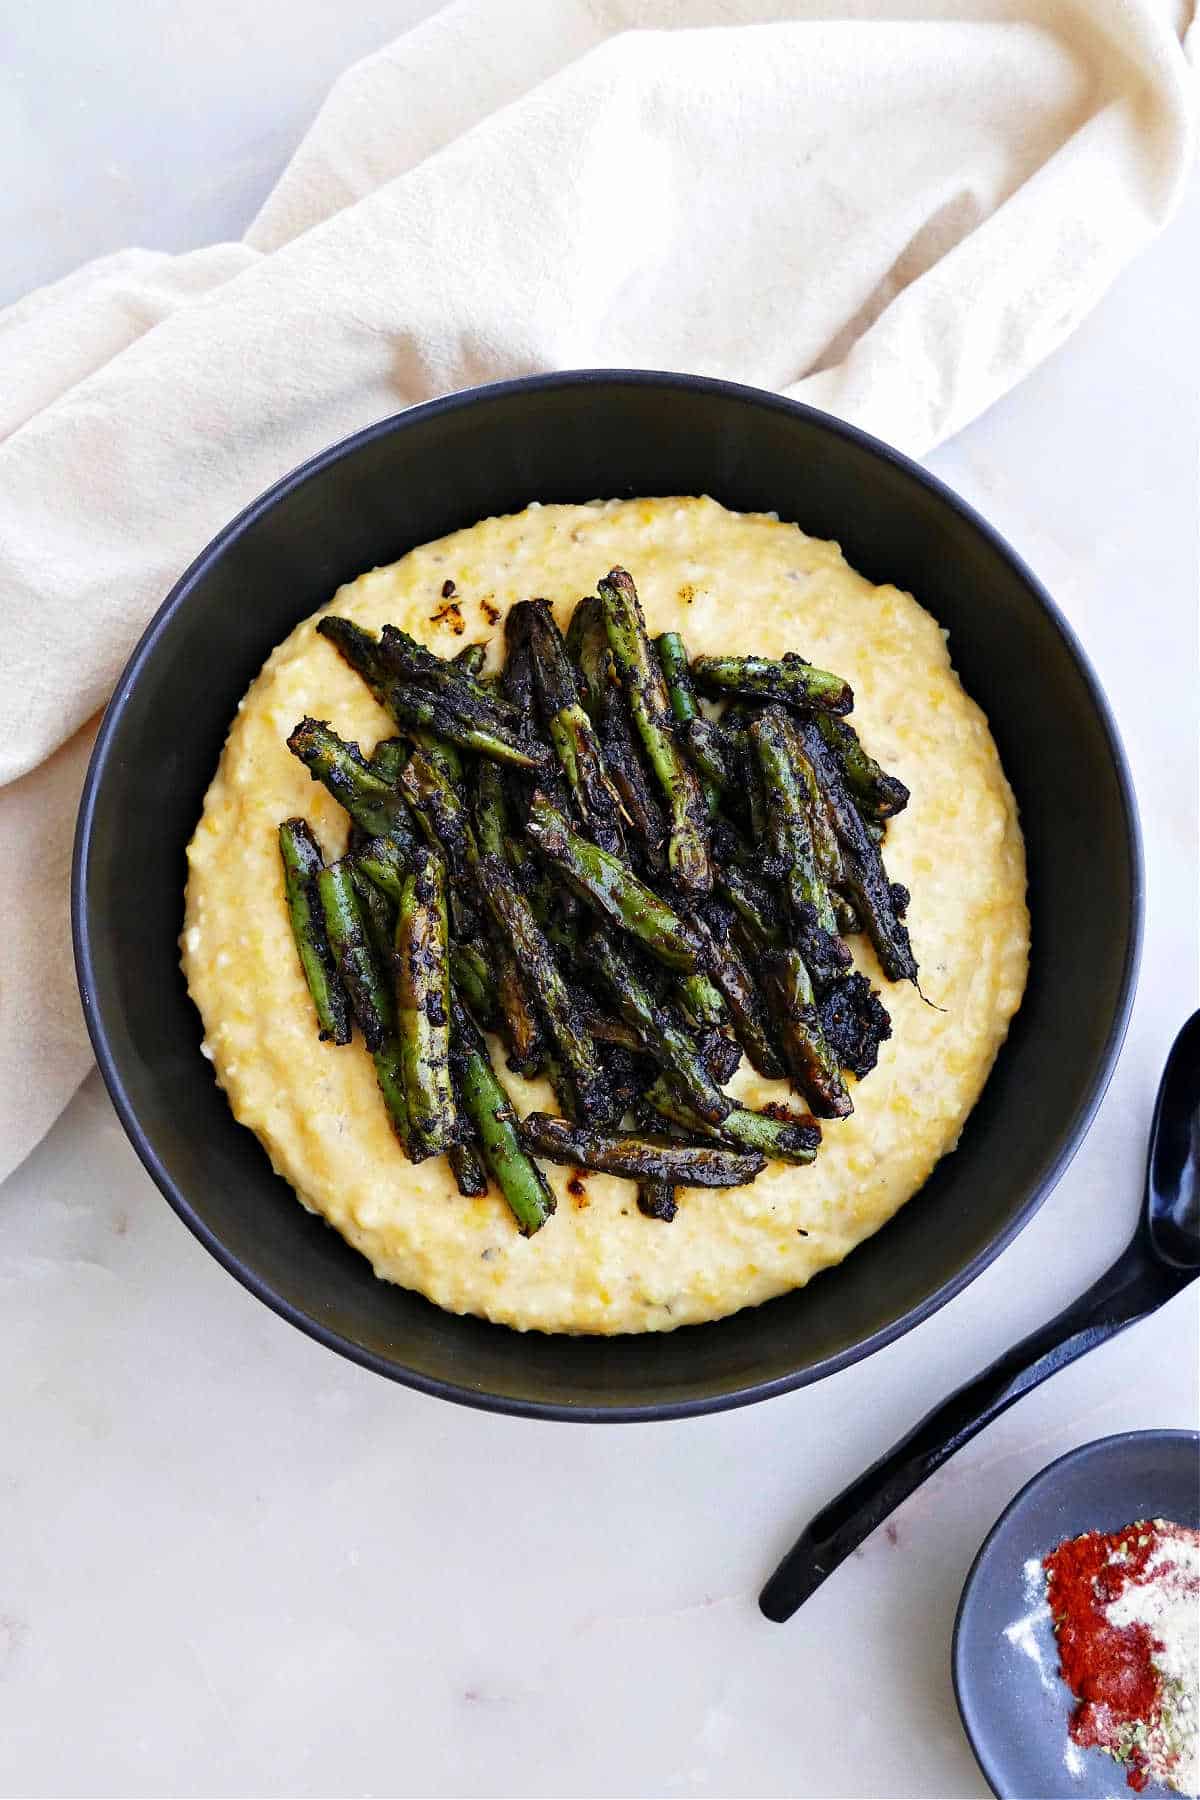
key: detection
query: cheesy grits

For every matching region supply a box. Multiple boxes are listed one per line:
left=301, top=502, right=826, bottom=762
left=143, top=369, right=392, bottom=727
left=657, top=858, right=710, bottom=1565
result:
left=182, top=496, right=1028, bottom=1334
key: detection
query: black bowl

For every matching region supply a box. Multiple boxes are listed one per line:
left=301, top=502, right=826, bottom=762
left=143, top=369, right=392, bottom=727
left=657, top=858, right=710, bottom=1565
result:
left=72, top=371, right=1141, bottom=1420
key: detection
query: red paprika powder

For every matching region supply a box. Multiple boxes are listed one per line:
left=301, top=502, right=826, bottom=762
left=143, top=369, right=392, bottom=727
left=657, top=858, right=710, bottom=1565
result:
left=1045, top=1523, right=1167, bottom=1791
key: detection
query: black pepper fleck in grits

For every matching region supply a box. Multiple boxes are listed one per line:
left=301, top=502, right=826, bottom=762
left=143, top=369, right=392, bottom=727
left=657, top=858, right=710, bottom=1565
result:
left=480, top=596, right=500, bottom=625
left=441, top=578, right=457, bottom=598
left=796, top=1227, right=809, bottom=1237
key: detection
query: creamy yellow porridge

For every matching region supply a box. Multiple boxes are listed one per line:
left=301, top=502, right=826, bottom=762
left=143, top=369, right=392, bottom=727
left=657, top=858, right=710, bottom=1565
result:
left=182, top=496, right=1028, bottom=1334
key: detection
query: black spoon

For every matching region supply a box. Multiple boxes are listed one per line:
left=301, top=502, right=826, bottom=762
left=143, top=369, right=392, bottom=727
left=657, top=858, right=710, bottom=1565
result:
left=760, top=1009, right=1200, bottom=1623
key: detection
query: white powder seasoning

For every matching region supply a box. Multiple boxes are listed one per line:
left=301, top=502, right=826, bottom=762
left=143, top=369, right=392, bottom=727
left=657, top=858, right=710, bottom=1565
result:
left=1105, top=1526, right=1200, bottom=1796
left=1004, top=1557, right=1057, bottom=1694
left=1062, top=1739, right=1086, bottom=1778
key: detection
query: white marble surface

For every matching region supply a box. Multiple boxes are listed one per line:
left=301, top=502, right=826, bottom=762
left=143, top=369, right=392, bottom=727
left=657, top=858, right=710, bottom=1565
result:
left=2, top=10, right=1197, bottom=1798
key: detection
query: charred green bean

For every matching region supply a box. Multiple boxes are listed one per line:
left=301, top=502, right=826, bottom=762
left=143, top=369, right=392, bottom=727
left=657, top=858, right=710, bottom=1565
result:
left=278, top=819, right=351, bottom=1044
left=394, top=852, right=458, bottom=1159
left=316, top=858, right=392, bottom=1053
left=451, top=997, right=555, bottom=1235
left=693, top=651, right=853, bottom=715
left=599, top=568, right=711, bottom=893
left=519, top=1114, right=766, bottom=1187
left=524, top=790, right=706, bottom=973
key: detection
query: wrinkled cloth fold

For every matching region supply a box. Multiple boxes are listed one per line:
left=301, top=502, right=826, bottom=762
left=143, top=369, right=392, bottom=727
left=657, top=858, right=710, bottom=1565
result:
left=1, top=0, right=1195, bottom=1181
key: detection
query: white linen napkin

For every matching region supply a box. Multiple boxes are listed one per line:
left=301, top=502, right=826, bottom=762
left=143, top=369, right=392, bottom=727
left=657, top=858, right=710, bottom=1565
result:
left=1, top=0, right=1195, bottom=1183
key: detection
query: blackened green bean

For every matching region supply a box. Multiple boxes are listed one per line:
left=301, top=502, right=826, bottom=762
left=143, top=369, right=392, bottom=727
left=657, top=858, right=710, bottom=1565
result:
left=368, top=737, right=409, bottom=786
left=353, top=834, right=409, bottom=904
left=646, top=1077, right=821, bottom=1166
left=761, top=947, right=852, bottom=1119
left=451, top=996, right=555, bottom=1235
left=599, top=568, right=711, bottom=894
left=371, top=1034, right=410, bottom=1149
left=564, top=596, right=610, bottom=725
left=585, top=931, right=729, bottom=1124
left=474, top=851, right=606, bottom=1120
left=394, top=852, right=459, bottom=1160
left=448, top=1139, right=489, bottom=1197
left=450, top=942, right=497, bottom=1028
left=798, top=720, right=918, bottom=986
left=692, top=913, right=783, bottom=1081
left=377, top=623, right=520, bottom=722
left=385, top=680, right=550, bottom=771
left=278, top=819, right=351, bottom=1044
left=287, top=717, right=424, bottom=853
left=519, top=1114, right=765, bottom=1187
left=693, top=652, right=853, bottom=715
left=316, top=859, right=392, bottom=1053
left=353, top=866, right=398, bottom=968
left=751, top=707, right=850, bottom=989
left=524, top=791, right=705, bottom=973
left=813, top=710, right=909, bottom=820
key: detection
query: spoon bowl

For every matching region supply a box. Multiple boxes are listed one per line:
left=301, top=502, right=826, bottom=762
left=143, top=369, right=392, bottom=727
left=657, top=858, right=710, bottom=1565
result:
left=1146, top=1009, right=1200, bottom=1270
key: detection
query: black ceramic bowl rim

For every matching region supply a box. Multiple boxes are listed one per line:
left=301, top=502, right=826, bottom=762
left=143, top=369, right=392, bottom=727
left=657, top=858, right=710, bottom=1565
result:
left=72, top=370, right=1143, bottom=1420
left=951, top=1429, right=1200, bottom=1798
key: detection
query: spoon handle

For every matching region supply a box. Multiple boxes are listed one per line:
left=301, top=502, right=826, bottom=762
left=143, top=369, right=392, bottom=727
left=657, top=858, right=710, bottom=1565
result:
left=759, top=1239, right=1178, bottom=1622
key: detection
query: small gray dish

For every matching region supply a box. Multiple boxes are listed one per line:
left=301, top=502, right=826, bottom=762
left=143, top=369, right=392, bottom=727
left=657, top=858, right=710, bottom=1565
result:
left=953, top=1430, right=1200, bottom=1799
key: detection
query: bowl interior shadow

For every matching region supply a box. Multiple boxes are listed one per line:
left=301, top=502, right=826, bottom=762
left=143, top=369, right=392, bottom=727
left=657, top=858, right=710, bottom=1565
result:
left=75, top=374, right=1140, bottom=1417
